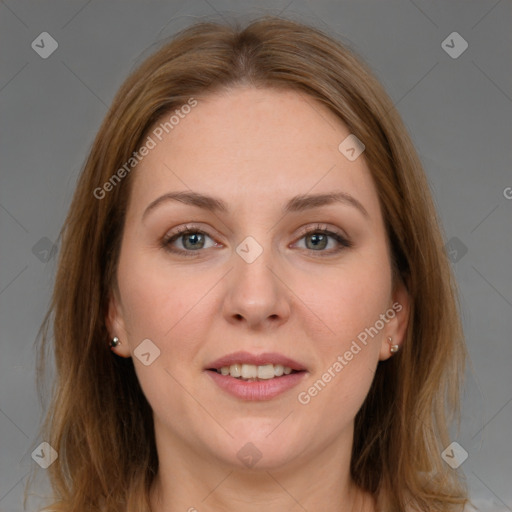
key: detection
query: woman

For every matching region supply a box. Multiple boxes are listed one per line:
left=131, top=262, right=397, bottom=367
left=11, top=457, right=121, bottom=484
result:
left=31, top=15, right=470, bottom=512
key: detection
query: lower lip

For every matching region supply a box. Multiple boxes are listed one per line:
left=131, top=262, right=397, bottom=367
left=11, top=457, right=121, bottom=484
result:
left=206, top=370, right=307, bottom=401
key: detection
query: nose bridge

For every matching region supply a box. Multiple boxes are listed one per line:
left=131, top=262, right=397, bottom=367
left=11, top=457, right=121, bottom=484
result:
left=222, top=232, right=290, bottom=327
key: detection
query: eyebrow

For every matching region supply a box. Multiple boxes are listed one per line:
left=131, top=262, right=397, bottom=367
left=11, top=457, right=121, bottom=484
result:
left=143, top=191, right=228, bottom=220
left=142, top=190, right=369, bottom=220
left=284, top=192, right=369, bottom=217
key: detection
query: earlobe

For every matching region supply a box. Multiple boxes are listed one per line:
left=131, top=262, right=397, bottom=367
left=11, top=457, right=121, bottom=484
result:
left=379, top=336, right=399, bottom=361
left=388, top=336, right=400, bottom=353
left=106, top=291, right=131, bottom=358
left=379, top=281, right=411, bottom=361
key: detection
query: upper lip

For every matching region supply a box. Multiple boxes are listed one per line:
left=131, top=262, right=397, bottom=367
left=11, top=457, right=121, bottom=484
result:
left=206, top=351, right=307, bottom=371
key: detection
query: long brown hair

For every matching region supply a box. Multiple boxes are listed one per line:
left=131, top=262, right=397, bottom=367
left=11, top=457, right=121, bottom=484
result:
left=28, top=15, right=468, bottom=512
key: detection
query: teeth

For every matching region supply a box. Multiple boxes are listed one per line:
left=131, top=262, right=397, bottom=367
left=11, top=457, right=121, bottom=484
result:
left=241, top=364, right=258, bottom=379
left=230, top=363, right=242, bottom=378
left=257, top=364, right=274, bottom=379
left=217, top=363, right=295, bottom=380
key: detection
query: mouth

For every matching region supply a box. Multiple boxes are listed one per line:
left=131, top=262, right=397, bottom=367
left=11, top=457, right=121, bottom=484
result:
left=207, top=363, right=303, bottom=381
left=204, top=352, right=308, bottom=400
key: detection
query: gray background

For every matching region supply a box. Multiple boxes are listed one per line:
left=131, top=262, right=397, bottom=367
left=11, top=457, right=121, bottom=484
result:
left=0, top=1, right=511, bottom=511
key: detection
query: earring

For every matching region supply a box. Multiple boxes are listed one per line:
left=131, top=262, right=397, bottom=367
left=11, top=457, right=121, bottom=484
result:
left=110, top=336, right=121, bottom=348
left=387, top=336, right=399, bottom=354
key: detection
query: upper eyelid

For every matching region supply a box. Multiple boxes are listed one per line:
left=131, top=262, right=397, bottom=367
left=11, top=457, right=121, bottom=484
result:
left=164, top=225, right=215, bottom=243
left=164, top=224, right=349, bottom=249
left=295, top=223, right=345, bottom=236
left=165, top=223, right=345, bottom=239
left=167, top=224, right=216, bottom=238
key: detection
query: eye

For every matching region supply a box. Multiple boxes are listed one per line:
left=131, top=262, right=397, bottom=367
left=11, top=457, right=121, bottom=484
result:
left=293, top=224, right=352, bottom=255
left=161, top=225, right=219, bottom=256
left=161, top=223, right=351, bottom=257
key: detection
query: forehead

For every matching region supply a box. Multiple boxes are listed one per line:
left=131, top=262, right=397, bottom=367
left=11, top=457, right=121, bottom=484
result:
left=128, top=87, right=381, bottom=220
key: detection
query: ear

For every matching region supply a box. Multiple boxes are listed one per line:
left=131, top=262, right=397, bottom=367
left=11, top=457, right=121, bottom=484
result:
left=379, top=279, right=410, bottom=361
left=106, top=289, right=131, bottom=358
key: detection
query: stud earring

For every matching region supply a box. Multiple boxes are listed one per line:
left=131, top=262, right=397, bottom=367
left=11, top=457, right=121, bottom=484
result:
left=387, top=336, right=399, bottom=354
left=110, top=336, right=121, bottom=348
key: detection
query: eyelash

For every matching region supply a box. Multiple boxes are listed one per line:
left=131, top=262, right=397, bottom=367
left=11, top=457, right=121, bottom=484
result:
left=295, top=224, right=353, bottom=254
left=161, top=223, right=352, bottom=257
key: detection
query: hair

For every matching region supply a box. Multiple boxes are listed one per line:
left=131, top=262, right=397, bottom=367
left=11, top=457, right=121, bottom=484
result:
left=28, top=14, right=468, bottom=512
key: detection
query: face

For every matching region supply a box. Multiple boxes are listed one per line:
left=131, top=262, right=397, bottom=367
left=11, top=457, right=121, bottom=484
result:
left=107, top=87, right=409, bottom=471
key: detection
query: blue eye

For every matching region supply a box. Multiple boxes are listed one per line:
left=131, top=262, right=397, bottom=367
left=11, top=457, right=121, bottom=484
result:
left=162, top=226, right=217, bottom=256
left=161, top=223, right=352, bottom=257
left=294, top=226, right=352, bottom=254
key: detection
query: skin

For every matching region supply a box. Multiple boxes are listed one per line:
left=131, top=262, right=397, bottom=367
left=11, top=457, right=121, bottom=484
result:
left=107, top=87, right=410, bottom=512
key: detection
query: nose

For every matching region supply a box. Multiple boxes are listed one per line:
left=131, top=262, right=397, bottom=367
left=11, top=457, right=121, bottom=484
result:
left=221, top=243, right=291, bottom=330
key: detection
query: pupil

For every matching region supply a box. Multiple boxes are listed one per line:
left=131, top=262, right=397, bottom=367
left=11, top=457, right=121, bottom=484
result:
left=307, top=233, right=327, bottom=250
left=184, top=233, right=204, bottom=250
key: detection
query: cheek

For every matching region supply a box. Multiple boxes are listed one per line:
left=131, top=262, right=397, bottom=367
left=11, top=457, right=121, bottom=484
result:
left=117, top=243, right=209, bottom=343
left=115, top=246, right=224, bottom=406
left=115, top=248, right=213, bottom=432
left=300, top=252, right=392, bottom=352
left=293, top=249, right=391, bottom=415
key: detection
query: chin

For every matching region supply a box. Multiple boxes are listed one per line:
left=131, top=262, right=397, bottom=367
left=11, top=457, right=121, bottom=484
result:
left=207, top=420, right=308, bottom=471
